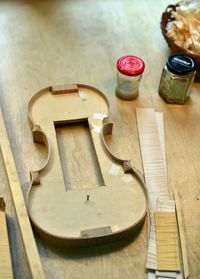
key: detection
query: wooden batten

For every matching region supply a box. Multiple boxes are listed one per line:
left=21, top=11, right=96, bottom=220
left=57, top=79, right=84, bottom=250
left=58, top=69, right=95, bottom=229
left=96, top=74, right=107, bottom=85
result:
left=174, top=189, right=190, bottom=279
left=0, top=107, right=46, bottom=279
left=0, top=198, right=14, bottom=279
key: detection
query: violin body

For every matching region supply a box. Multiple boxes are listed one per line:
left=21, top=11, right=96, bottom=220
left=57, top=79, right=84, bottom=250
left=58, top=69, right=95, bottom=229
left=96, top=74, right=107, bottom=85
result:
left=27, top=84, right=147, bottom=246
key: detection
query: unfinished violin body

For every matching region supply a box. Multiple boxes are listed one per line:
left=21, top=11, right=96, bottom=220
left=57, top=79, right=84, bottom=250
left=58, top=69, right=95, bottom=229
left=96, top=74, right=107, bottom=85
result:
left=27, top=84, right=147, bottom=246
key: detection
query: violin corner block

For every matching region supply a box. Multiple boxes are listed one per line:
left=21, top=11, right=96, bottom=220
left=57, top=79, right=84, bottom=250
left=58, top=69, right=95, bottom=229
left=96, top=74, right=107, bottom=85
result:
left=30, top=171, right=40, bottom=186
left=0, top=197, right=5, bottom=211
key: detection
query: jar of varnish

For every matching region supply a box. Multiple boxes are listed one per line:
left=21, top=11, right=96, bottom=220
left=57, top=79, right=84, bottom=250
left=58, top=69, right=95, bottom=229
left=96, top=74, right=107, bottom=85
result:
left=116, top=55, right=145, bottom=100
left=158, top=53, right=196, bottom=104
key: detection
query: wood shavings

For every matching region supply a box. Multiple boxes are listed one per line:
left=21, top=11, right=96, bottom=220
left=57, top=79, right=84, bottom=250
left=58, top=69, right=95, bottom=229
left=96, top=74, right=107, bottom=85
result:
left=166, top=0, right=200, bottom=55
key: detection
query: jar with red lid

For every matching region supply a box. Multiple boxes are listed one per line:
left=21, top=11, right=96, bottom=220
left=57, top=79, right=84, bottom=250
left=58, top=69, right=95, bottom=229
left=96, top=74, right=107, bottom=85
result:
left=116, top=55, right=145, bottom=100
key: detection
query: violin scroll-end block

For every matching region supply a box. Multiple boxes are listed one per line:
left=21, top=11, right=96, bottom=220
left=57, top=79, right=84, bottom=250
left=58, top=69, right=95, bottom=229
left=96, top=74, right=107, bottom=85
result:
left=0, top=197, right=5, bottom=212
left=51, top=84, right=78, bottom=95
left=80, top=226, right=112, bottom=238
left=30, top=171, right=40, bottom=186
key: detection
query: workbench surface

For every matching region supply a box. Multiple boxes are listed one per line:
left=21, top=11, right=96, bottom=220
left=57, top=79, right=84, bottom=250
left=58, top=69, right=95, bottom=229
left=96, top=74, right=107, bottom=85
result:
left=0, top=0, right=199, bottom=278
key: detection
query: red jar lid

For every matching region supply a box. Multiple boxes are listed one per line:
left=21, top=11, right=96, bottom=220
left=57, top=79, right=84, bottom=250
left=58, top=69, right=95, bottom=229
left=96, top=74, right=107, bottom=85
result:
left=117, top=55, right=145, bottom=76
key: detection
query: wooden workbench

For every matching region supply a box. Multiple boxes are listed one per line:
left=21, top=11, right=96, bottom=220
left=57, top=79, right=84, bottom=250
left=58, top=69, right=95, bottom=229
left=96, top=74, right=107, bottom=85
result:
left=0, top=0, right=199, bottom=278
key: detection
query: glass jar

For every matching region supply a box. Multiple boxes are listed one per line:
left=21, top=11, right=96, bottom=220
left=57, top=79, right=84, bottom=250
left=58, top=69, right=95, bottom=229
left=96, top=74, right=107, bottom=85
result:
left=158, top=54, right=196, bottom=104
left=116, top=55, right=145, bottom=100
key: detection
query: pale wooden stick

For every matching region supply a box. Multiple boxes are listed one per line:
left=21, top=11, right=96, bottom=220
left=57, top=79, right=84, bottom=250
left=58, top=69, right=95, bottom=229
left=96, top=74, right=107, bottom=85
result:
left=0, top=107, right=45, bottom=279
left=0, top=198, right=14, bottom=279
left=174, top=189, right=190, bottom=279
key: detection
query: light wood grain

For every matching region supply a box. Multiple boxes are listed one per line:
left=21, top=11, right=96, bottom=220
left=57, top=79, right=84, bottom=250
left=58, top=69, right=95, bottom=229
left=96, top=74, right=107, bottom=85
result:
left=136, top=108, right=170, bottom=270
left=0, top=198, right=13, bottom=279
left=0, top=148, right=31, bottom=278
left=174, top=190, right=190, bottom=279
left=155, top=212, right=180, bottom=271
left=136, top=109, right=183, bottom=277
left=0, top=0, right=199, bottom=278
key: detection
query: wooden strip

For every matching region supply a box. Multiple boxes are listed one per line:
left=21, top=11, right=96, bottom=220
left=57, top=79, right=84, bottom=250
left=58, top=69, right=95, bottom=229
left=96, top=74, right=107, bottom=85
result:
left=156, top=199, right=175, bottom=213
left=176, top=273, right=184, bottom=279
left=155, top=212, right=180, bottom=271
left=0, top=198, right=13, bottom=279
left=155, top=113, right=172, bottom=199
left=0, top=108, right=45, bottom=279
left=148, top=270, right=156, bottom=279
left=173, top=189, right=189, bottom=279
left=156, top=115, right=188, bottom=276
left=155, top=113, right=173, bottom=200
left=136, top=108, right=169, bottom=209
left=136, top=108, right=170, bottom=270
left=137, top=109, right=184, bottom=277
left=156, top=199, right=181, bottom=273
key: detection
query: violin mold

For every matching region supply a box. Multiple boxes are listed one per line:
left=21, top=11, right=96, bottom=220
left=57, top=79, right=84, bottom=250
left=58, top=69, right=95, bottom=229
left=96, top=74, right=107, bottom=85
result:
left=27, top=84, right=147, bottom=246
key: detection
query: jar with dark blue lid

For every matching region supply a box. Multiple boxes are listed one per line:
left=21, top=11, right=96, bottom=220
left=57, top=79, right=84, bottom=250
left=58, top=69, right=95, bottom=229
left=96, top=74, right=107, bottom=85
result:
left=158, top=53, right=196, bottom=104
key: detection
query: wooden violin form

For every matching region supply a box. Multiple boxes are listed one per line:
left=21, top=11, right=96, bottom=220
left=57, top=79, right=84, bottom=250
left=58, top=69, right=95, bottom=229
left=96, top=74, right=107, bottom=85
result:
left=27, top=84, right=147, bottom=246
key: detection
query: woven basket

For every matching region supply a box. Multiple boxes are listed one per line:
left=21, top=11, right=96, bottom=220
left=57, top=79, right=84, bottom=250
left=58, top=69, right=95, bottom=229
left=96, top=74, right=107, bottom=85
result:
left=161, top=3, right=200, bottom=71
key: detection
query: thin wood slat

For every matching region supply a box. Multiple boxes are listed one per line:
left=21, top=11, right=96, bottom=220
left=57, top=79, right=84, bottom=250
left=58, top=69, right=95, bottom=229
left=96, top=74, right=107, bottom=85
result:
left=0, top=107, right=45, bottom=279
left=136, top=108, right=170, bottom=270
left=173, top=190, right=189, bottom=279
left=136, top=108, right=184, bottom=277
left=0, top=198, right=13, bottom=279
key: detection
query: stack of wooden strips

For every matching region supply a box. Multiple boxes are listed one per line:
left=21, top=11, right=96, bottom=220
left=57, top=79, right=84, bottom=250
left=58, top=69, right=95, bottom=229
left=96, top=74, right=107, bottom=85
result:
left=136, top=108, right=186, bottom=279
